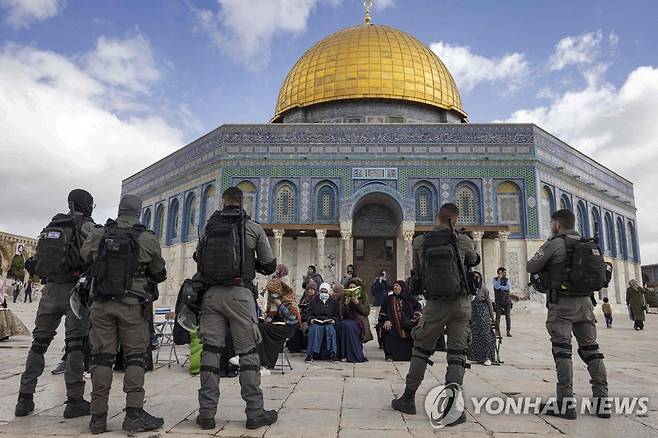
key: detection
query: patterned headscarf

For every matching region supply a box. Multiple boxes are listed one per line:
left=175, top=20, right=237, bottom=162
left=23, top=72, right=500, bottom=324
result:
left=274, top=264, right=289, bottom=279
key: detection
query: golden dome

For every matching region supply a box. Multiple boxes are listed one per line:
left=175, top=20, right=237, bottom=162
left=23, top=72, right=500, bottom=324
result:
left=273, top=24, right=466, bottom=121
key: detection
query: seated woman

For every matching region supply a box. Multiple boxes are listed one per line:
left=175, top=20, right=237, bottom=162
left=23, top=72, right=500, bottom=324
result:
left=467, top=271, right=496, bottom=366
left=377, top=280, right=421, bottom=361
left=287, top=279, right=317, bottom=353
left=336, top=279, right=371, bottom=363
left=305, top=283, right=340, bottom=362
left=0, top=295, right=30, bottom=342
left=257, top=278, right=300, bottom=373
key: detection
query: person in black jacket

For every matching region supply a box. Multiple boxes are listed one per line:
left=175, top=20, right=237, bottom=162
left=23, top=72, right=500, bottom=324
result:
left=305, top=283, right=340, bottom=362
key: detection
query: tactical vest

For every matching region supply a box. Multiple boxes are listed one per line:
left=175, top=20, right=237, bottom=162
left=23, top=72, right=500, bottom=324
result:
left=545, top=235, right=608, bottom=296
left=198, top=209, right=244, bottom=284
left=421, top=229, right=466, bottom=299
left=35, top=213, right=88, bottom=282
left=92, top=220, right=146, bottom=298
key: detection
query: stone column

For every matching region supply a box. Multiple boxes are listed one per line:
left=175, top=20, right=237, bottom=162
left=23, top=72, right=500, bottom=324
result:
left=472, top=231, right=484, bottom=270
left=339, top=221, right=353, bottom=276
left=400, top=221, right=416, bottom=279
left=498, top=231, right=510, bottom=269
left=273, top=229, right=285, bottom=264
left=315, top=229, right=327, bottom=275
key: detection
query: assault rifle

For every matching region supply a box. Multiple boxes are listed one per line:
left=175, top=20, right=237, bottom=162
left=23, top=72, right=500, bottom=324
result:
left=447, top=218, right=477, bottom=295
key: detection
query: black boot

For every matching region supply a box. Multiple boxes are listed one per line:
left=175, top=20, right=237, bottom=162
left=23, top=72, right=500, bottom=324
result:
left=592, top=397, right=612, bottom=419
left=540, top=401, right=577, bottom=420
left=15, top=392, right=34, bottom=417
left=89, top=413, right=107, bottom=435
left=391, top=388, right=417, bottom=415
left=122, top=407, right=164, bottom=432
left=63, top=397, right=91, bottom=419
left=196, top=414, right=216, bottom=430
left=245, top=409, right=278, bottom=429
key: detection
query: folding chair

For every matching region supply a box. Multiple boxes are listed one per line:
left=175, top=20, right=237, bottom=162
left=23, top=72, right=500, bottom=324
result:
left=276, top=338, right=293, bottom=374
left=154, top=307, right=179, bottom=367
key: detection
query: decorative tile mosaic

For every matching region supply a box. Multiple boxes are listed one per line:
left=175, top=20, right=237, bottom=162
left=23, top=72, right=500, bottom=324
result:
left=483, top=178, right=495, bottom=224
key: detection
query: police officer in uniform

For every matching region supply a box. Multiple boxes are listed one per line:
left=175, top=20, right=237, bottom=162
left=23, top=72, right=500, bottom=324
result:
left=526, top=209, right=609, bottom=419
left=391, top=203, right=479, bottom=426
left=16, top=189, right=95, bottom=418
left=193, top=187, right=278, bottom=430
left=81, top=195, right=167, bottom=434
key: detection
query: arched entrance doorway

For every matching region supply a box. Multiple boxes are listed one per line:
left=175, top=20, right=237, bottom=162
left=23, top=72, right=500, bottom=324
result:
left=352, top=192, right=402, bottom=296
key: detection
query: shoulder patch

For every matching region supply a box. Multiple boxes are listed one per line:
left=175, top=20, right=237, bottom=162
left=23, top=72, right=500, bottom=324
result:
left=531, top=249, right=544, bottom=260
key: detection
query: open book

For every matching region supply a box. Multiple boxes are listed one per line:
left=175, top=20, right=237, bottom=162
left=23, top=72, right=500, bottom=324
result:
left=311, top=318, right=335, bottom=325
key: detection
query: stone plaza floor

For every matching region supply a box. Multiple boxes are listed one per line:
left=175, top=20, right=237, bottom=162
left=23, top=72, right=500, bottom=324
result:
left=1, top=299, right=657, bottom=438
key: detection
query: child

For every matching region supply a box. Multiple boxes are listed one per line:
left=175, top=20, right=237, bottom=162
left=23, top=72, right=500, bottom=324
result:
left=602, top=297, right=613, bottom=328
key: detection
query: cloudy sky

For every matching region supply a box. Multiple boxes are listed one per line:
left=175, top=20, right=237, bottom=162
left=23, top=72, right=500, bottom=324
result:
left=1, top=0, right=657, bottom=263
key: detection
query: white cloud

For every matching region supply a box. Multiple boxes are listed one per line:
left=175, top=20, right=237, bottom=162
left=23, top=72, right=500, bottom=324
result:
left=1, top=0, right=63, bottom=29
left=194, top=0, right=338, bottom=71
left=83, top=34, right=161, bottom=93
left=549, top=30, right=618, bottom=71
left=430, top=41, right=529, bottom=92
left=0, top=43, right=182, bottom=238
left=504, top=65, right=658, bottom=263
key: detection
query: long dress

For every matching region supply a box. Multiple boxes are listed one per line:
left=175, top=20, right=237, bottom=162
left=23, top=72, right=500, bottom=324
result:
left=627, top=286, right=647, bottom=329
left=337, top=296, right=370, bottom=363
left=378, top=293, right=421, bottom=361
left=467, top=285, right=496, bottom=363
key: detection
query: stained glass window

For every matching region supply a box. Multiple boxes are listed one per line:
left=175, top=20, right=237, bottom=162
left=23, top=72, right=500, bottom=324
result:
left=317, top=184, right=335, bottom=221
left=456, top=185, right=477, bottom=224
left=415, top=186, right=433, bottom=221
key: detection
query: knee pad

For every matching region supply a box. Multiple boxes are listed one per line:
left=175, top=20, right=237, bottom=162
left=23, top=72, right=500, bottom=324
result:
left=578, top=344, right=604, bottom=364
left=551, top=342, right=573, bottom=360
left=91, top=353, right=115, bottom=368
left=202, top=344, right=223, bottom=355
left=238, top=351, right=260, bottom=373
left=65, top=336, right=85, bottom=354
left=447, top=357, right=471, bottom=369
left=124, top=352, right=145, bottom=369
left=30, top=337, right=53, bottom=355
left=412, top=346, right=435, bottom=366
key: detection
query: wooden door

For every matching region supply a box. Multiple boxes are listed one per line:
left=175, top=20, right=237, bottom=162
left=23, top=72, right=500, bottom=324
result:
left=353, top=237, right=396, bottom=300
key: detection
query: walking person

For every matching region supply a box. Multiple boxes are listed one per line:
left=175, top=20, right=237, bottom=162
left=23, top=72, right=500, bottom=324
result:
left=81, top=194, right=167, bottom=434
left=626, top=280, right=647, bottom=330
left=526, top=209, right=610, bottom=420
left=391, top=203, right=479, bottom=426
left=467, top=272, right=496, bottom=366
left=24, top=280, right=33, bottom=303
left=12, top=281, right=21, bottom=303
left=493, top=267, right=512, bottom=337
left=15, top=189, right=95, bottom=419
left=185, top=187, right=278, bottom=430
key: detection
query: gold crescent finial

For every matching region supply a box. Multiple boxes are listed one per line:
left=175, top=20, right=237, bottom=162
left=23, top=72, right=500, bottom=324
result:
left=364, top=0, right=372, bottom=24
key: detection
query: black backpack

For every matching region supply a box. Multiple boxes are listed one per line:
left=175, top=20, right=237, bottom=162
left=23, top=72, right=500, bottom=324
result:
left=92, top=220, right=145, bottom=298
left=35, top=213, right=84, bottom=280
left=197, top=210, right=243, bottom=283
left=560, top=236, right=608, bottom=294
left=421, top=229, right=466, bottom=299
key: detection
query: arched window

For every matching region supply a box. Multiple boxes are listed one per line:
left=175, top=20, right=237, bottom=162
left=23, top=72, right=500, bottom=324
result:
left=559, top=194, right=571, bottom=211
left=591, top=208, right=603, bottom=247
left=141, top=208, right=152, bottom=229
left=540, top=186, right=555, bottom=237
left=238, top=180, right=257, bottom=219
left=627, top=222, right=637, bottom=261
left=455, top=184, right=478, bottom=225
left=154, top=204, right=165, bottom=241
left=200, top=185, right=216, bottom=231
left=616, top=218, right=627, bottom=259
left=274, top=182, right=296, bottom=223
left=415, top=185, right=434, bottom=222
left=182, top=193, right=197, bottom=242
left=316, top=183, right=336, bottom=222
left=576, top=201, right=589, bottom=237
left=167, top=198, right=180, bottom=243
left=604, top=213, right=615, bottom=256
left=497, top=181, right=522, bottom=226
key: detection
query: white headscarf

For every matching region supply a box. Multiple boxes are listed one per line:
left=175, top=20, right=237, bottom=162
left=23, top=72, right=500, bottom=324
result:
left=319, top=282, right=332, bottom=302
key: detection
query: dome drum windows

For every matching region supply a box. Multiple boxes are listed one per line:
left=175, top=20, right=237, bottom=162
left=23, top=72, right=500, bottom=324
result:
left=274, top=182, right=297, bottom=223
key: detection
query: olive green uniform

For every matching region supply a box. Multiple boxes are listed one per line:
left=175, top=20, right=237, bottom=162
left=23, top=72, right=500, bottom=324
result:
left=81, top=215, right=166, bottom=416
left=19, top=217, right=94, bottom=400
left=526, top=230, right=608, bottom=403
left=405, top=225, right=479, bottom=391
left=197, top=216, right=276, bottom=421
